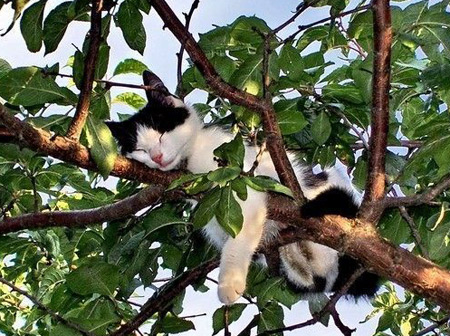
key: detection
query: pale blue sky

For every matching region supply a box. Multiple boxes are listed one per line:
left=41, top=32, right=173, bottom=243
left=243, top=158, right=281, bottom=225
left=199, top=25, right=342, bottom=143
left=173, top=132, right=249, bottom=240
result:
left=0, top=1, right=382, bottom=335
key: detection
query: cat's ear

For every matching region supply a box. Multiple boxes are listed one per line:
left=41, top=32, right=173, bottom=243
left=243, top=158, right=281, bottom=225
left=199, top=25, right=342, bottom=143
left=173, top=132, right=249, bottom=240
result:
left=142, top=70, right=172, bottom=106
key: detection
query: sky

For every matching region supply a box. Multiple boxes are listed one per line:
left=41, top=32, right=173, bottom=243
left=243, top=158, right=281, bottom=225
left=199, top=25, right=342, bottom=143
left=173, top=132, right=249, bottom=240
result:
left=0, top=0, right=383, bottom=335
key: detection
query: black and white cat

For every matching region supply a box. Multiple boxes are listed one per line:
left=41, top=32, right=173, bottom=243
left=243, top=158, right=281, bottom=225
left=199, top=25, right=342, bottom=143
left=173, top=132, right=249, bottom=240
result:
left=107, top=71, right=379, bottom=304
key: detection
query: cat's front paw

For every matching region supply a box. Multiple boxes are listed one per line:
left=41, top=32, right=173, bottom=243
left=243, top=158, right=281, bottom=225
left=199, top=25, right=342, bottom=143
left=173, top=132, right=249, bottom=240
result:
left=218, top=275, right=246, bottom=305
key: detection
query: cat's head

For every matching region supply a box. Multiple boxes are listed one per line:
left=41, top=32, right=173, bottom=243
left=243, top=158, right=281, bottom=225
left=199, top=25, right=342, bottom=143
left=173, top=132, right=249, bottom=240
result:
left=106, top=71, right=202, bottom=171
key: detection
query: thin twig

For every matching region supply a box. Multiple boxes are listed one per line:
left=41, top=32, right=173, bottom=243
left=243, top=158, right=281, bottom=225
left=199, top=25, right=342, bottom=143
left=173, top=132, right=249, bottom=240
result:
left=0, top=276, right=95, bottom=336
left=272, top=0, right=321, bottom=35
left=66, top=0, right=104, bottom=140
left=413, top=316, right=449, bottom=336
left=328, top=106, right=369, bottom=151
left=258, top=268, right=364, bottom=335
left=176, top=0, right=200, bottom=99
left=245, top=142, right=267, bottom=177
left=350, top=139, right=422, bottom=150
left=110, top=258, right=219, bottom=336
left=399, top=205, right=429, bottom=259
left=283, top=4, right=372, bottom=43
left=236, top=314, right=260, bottom=336
left=383, top=174, right=450, bottom=209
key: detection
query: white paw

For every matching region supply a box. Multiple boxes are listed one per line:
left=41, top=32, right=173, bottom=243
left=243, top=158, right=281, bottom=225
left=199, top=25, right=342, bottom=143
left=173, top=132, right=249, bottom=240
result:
left=218, top=275, right=246, bottom=305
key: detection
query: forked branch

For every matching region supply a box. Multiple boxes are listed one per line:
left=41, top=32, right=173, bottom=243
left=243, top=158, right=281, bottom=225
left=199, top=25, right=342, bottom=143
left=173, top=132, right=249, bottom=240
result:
left=150, top=0, right=306, bottom=204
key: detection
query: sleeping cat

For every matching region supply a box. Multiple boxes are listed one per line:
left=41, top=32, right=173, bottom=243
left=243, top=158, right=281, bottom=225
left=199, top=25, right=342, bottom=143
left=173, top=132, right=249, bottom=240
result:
left=106, top=71, right=379, bottom=304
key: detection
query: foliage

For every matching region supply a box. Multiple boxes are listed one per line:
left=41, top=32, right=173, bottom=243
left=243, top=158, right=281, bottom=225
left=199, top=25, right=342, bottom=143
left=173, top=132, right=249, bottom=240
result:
left=0, top=0, right=450, bottom=335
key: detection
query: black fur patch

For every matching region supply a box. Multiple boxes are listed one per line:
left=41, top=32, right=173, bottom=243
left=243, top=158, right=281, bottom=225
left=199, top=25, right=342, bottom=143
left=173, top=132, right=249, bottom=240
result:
left=301, top=187, right=359, bottom=219
left=313, top=276, right=327, bottom=292
left=299, top=187, right=380, bottom=297
left=332, top=255, right=380, bottom=298
left=106, top=104, right=190, bottom=155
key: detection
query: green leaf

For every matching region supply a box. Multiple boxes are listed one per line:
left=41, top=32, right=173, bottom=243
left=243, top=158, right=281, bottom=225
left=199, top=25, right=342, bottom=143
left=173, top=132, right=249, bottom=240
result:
left=311, top=112, right=331, bottom=145
left=193, top=187, right=221, bottom=229
left=158, top=314, right=195, bottom=334
left=213, top=134, right=245, bottom=168
left=43, top=2, right=89, bottom=54
left=0, top=59, right=12, bottom=78
left=67, top=261, right=120, bottom=296
left=142, top=205, right=186, bottom=235
left=113, top=58, right=149, bottom=76
left=215, top=185, right=243, bottom=238
left=1, top=0, right=31, bottom=36
left=258, top=301, right=284, bottom=334
left=279, top=44, right=304, bottom=81
left=230, top=16, right=271, bottom=46
left=85, top=116, right=118, bottom=179
left=116, top=0, right=146, bottom=55
left=308, top=294, right=330, bottom=326
left=231, top=178, right=248, bottom=201
left=212, top=304, right=247, bottom=335
left=65, top=298, right=120, bottom=334
left=243, top=176, right=293, bottom=198
left=166, top=173, right=206, bottom=191
left=274, top=98, right=308, bottom=135
left=113, top=92, right=147, bottom=110
left=95, top=42, right=110, bottom=80
left=0, top=67, right=77, bottom=106
left=20, top=0, right=46, bottom=52
left=37, top=266, right=65, bottom=301
left=50, top=325, right=81, bottom=336
left=207, top=166, right=241, bottom=187
left=429, top=221, right=450, bottom=261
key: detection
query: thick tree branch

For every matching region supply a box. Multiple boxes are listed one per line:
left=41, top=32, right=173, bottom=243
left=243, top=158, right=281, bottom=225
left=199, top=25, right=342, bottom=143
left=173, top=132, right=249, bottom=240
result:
left=0, top=277, right=95, bottom=336
left=359, top=0, right=392, bottom=221
left=110, top=258, right=219, bottom=336
left=66, top=0, right=103, bottom=140
left=149, top=0, right=306, bottom=204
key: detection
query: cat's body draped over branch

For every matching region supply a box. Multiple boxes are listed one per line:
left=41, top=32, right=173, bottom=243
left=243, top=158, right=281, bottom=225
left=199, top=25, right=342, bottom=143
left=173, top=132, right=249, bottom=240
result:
left=106, top=71, right=380, bottom=304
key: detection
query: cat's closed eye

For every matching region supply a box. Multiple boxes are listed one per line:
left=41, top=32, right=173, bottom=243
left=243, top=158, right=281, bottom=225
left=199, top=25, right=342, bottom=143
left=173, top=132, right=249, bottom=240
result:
left=135, top=148, right=148, bottom=153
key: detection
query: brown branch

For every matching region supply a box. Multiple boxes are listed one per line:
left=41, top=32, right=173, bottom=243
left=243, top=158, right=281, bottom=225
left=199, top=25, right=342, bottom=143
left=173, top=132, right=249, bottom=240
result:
left=283, top=4, right=372, bottom=43
left=0, top=105, right=181, bottom=186
left=383, top=174, right=450, bottom=209
left=66, top=0, right=103, bottom=140
left=0, top=276, right=95, bottom=336
left=272, top=0, right=321, bottom=35
left=175, top=0, right=200, bottom=99
left=399, top=206, right=430, bottom=259
left=359, top=0, right=392, bottom=222
left=259, top=268, right=362, bottom=335
left=150, top=0, right=306, bottom=204
left=350, top=139, right=422, bottom=150
left=0, top=185, right=169, bottom=234
left=413, top=316, right=449, bottom=336
left=236, top=314, right=260, bottom=336
left=110, top=258, right=219, bottom=336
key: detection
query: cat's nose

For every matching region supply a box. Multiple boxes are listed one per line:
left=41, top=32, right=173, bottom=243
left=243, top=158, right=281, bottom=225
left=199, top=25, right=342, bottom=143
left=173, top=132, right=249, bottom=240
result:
left=151, top=153, right=163, bottom=165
